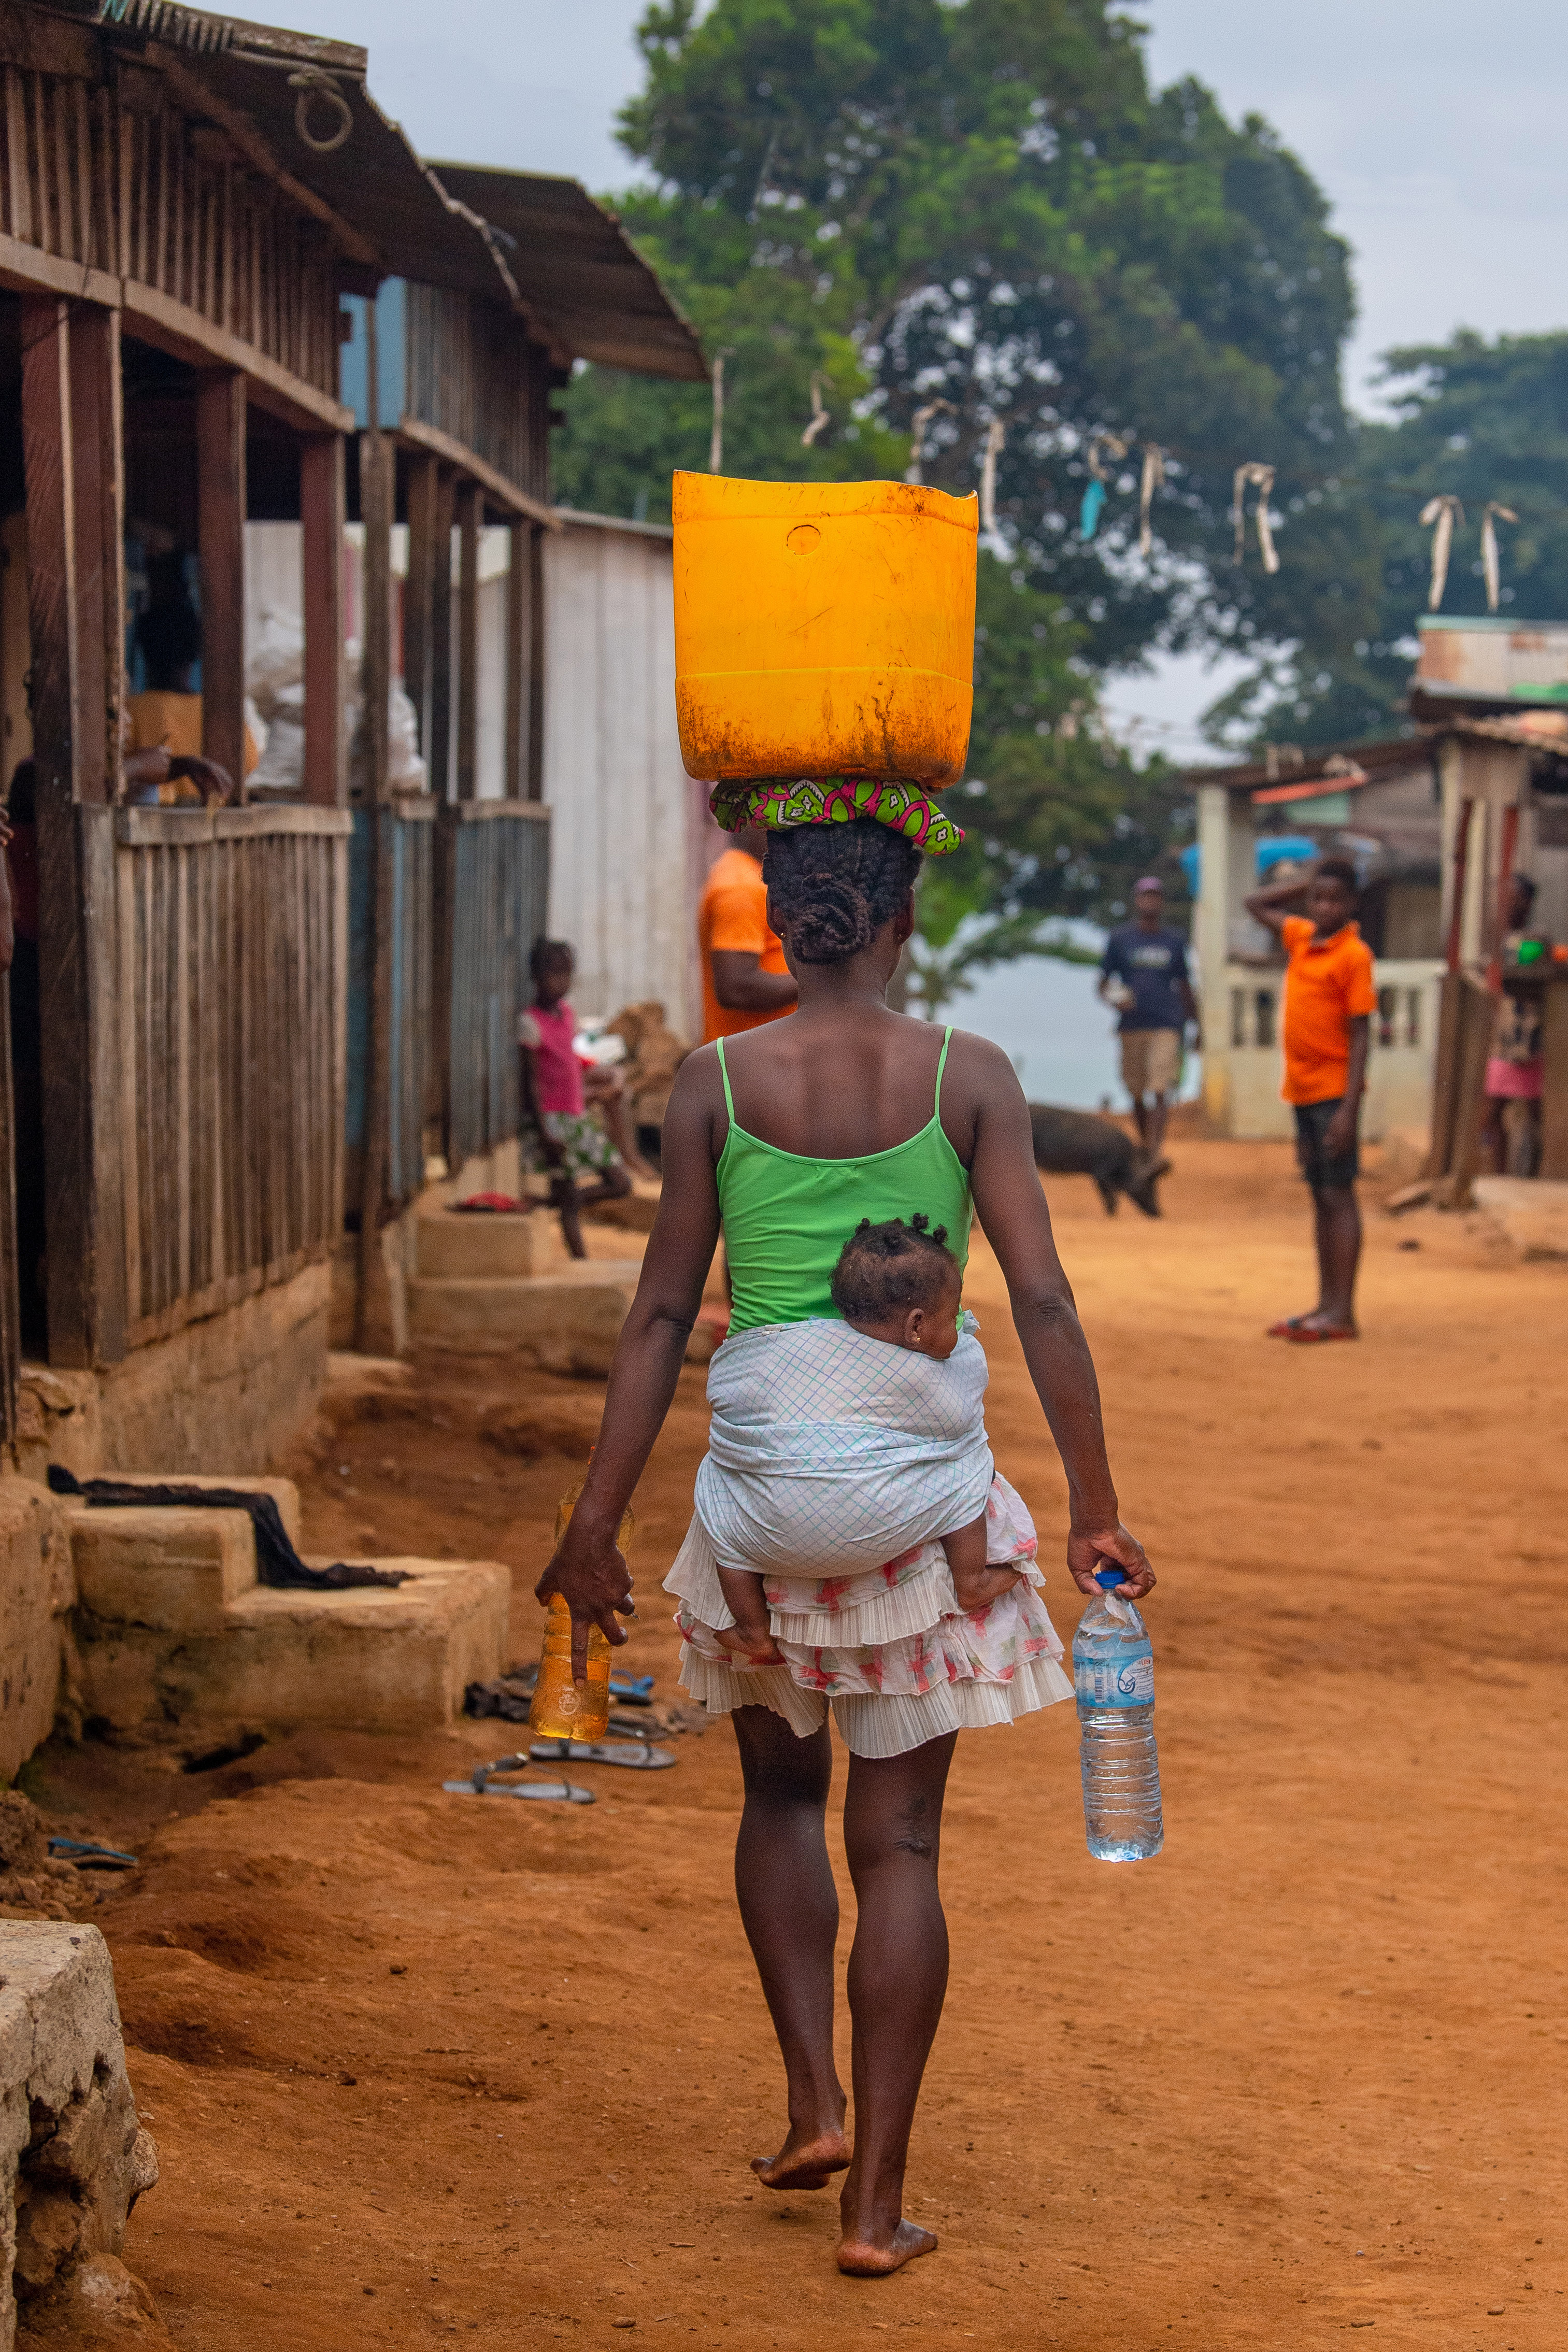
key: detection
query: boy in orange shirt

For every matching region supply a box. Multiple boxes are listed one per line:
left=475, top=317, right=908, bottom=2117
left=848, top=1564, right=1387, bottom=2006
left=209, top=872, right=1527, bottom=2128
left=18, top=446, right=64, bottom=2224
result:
left=699, top=823, right=798, bottom=1043
left=1245, top=856, right=1376, bottom=1342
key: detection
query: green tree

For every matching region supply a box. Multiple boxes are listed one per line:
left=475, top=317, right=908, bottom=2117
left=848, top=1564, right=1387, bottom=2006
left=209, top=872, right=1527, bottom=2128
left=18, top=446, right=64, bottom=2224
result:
left=1224, top=330, right=1568, bottom=748
left=551, top=1, right=1370, bottom=936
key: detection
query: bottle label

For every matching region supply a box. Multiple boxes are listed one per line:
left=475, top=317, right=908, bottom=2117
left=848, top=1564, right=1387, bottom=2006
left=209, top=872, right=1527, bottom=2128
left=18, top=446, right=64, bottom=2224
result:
left=1075, top=1652, right=1154, bottom=1708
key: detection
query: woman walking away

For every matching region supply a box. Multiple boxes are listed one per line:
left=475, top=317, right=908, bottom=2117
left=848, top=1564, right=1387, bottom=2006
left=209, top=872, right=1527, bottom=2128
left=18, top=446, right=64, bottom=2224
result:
left=540, top=806, right=1153, bottom=2278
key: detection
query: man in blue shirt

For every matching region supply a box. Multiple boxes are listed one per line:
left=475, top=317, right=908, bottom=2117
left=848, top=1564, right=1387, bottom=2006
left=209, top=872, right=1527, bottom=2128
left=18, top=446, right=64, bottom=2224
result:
left=1098, top=876, right=1196, bottom=1162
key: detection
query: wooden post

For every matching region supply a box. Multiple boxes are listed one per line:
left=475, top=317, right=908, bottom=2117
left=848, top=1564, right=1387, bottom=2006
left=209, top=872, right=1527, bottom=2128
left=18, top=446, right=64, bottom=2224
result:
left=1440, top=973, right=1496, bottom=1209
left=354, top=401, right=395, bottom=1350
left=196, top=368, right=247, bottom=792
left=300, top=433, right=345, bottom=807
left=20, top=296, right=126, bottom=1370
left=1427, top=797, right=1475, bottom=1181
left=427, top=466, right=455, bottom=804
left=1540, top=981, right=1568, bottom=1181
left=404, top=452, right=439, bottom=772
left=455, top=482, right=481, bottom=803
left=66, top=305, right=123, bottom=804
left=504, top=520, right=527, bottom=803
left=526, top=521, right=546, bottom=800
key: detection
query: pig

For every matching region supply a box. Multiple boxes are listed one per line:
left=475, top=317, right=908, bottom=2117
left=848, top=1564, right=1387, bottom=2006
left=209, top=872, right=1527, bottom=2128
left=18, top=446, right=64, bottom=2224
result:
left=1028, top=1104, right=1165, bottom=1217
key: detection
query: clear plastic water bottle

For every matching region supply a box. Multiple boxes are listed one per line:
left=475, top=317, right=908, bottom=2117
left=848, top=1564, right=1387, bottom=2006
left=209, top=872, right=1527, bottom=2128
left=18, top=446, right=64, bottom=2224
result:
left=1073, top=1567, right=1163, bottom=1861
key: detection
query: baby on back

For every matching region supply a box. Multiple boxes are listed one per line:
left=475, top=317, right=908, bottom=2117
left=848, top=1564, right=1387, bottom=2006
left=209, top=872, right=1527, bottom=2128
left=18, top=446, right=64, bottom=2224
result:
left=715, top=1214, right=1025, bottom=1661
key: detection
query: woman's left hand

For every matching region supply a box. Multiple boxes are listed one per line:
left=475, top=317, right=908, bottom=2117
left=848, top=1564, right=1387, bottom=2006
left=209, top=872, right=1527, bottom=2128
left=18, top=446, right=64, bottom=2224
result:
left=1066, top=1522, right=1155, bottom=1599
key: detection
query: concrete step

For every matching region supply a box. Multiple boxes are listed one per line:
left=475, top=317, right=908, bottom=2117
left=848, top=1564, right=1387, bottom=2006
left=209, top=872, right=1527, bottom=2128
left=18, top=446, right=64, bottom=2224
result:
left=66, top=1476, right=510, bottom=1734
left=415, top=1209, right=569, bottom=1280
left=407, top=1258, right=647, bottom=1373
left=77, top=1558, right=509, bottom=1735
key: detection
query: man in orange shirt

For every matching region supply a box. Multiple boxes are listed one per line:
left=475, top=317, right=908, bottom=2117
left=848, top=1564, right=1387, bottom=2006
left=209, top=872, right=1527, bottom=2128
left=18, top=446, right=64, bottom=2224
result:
left=1245, top=856, right=1376, bottom=1343
left=699, top=822, right=797, bottom=1043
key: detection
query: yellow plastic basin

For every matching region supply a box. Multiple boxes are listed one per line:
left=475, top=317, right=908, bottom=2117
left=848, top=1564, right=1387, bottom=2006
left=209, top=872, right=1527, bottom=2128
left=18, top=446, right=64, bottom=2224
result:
left=673, top=473, right=977, bottom=785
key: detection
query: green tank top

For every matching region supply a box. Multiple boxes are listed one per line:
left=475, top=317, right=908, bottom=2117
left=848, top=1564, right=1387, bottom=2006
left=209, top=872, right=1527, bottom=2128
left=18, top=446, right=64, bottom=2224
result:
left=715, top=1028, right=972, bottom=1333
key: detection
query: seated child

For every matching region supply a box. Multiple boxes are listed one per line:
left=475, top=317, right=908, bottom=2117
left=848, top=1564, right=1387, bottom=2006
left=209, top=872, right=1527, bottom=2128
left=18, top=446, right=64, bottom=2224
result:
left=714, top=1213, right=1022, bottom=1661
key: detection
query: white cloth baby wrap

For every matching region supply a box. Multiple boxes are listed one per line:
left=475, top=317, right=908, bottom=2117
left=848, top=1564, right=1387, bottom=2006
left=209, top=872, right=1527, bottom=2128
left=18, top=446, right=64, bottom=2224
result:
left=665, top=1316, right=1073, bottom=1759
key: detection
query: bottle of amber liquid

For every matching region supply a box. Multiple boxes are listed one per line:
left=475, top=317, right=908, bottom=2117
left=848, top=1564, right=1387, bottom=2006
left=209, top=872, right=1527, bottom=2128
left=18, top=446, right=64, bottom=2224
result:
left=528, top=1463, right=635, bottom=1743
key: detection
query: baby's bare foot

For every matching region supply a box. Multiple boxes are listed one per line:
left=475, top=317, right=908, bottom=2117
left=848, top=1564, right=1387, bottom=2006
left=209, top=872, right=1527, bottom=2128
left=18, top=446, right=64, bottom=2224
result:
left=951, top=1564, right=1024, bottom=1614
left=836, top=2219, right=938, bottom=2276
left=750, top=2122, right=850, bottom=2191
left=715, top=1624, right=785, bottom=1665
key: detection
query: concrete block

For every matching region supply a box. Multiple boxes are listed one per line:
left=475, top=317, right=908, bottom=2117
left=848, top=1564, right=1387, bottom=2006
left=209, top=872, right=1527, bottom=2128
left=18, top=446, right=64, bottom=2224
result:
left=0, top=1922, right=162, bottom=2347
left=585, top=1177, right=663, bottom=1234
left=0, top=1485, right=74, bottom=1784
left=408, top=1259, right=645, bottom=1373
left=69, top=1508, right=260, bottom=1636
left=415, top=1210, right=568, bottom=1280
left=74, top=1559, right=510, bottom=1736
left=12, top=1372, right=101, bottom=1488
left=94, top=1262, right=329, bottom=1475
left=1471, top=1175, right=1568, bottom=1260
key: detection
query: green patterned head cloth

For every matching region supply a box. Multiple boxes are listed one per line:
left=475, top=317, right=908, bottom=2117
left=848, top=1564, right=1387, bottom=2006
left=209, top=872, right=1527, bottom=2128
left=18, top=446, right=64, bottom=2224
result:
left=708, top=776, right=965, bottom=856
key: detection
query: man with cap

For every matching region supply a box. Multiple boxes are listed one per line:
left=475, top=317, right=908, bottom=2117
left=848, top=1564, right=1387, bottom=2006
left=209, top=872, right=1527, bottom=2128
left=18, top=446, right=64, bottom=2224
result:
left=1098, top=875, right=1196, bottom=1164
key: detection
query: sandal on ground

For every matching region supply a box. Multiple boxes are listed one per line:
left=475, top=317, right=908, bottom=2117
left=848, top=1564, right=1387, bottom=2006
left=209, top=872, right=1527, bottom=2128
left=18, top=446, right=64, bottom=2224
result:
left=528, top=1737, right=675, bottom=1771
left=1284, top=1322, right=1358, bottom=1344
left=1266, top=1315, right=1312, bottom=1337
left=48, top=1837, right=137, bottom=1870
left=443, top=1756, right=595, bottom=1804
left=608, top=1672, right=656, bottom=1705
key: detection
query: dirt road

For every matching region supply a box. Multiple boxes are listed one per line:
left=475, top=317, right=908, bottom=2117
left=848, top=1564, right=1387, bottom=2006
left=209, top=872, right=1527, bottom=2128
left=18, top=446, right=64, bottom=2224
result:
left=41, top=1142, right=1565, bottom=2349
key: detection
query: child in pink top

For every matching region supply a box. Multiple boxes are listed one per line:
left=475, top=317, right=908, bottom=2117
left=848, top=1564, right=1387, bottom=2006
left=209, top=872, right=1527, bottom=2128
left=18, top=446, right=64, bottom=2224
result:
left=518, top=941, right=631, bottom=1256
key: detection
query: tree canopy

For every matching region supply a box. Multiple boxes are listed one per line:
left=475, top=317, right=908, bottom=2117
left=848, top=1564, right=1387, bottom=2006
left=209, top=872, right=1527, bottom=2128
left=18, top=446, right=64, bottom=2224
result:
left=553, top=5, right=1566, bottom=938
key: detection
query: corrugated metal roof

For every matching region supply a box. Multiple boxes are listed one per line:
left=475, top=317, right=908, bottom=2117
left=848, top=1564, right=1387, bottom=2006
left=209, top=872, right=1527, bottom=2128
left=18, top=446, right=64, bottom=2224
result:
left=429, top=164, right=708, bottom=384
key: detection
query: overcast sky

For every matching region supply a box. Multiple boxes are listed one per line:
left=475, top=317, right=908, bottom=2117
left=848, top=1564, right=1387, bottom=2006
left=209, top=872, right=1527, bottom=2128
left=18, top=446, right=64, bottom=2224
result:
left=290, top=0, right=1568, bottom=750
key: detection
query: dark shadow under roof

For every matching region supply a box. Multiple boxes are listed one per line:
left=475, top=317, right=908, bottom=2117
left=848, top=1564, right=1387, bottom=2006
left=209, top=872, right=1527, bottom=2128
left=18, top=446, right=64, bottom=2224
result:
left=429, top=163, right=707, bottom=384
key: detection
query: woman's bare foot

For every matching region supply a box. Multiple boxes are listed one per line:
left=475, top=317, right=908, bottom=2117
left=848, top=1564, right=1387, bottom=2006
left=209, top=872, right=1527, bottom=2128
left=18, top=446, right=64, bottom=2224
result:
left=750, top=2121, right=851, bottom=2192
left=836, top=2219, right=938, bottom=2276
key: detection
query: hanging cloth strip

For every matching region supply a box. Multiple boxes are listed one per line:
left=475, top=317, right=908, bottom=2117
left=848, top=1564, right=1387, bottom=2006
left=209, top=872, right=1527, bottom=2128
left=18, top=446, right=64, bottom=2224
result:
left=709, top=777, right=965, bottom=857
left=1419, top=493, right=1463, bottom=610
left=979, top=419, right=1005, bottom=534
left=1233, top=463, right=1279, bottom=573
left=906, top=398, right=956, bottom=488
left=46, top=1465, right=409, bottom=1589
left=1138, top=444, right=1165, bottom=557
left=801, top=372, right=830, bottom=449
left=1079, top=433, right=1127, bottom=542
left=1481, top=501, right=1517, bottom=614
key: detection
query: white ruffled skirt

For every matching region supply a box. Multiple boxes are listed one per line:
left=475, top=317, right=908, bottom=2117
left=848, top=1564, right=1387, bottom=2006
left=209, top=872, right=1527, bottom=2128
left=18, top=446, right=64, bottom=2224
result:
left=664, top=1472, right=1074, bottom=1760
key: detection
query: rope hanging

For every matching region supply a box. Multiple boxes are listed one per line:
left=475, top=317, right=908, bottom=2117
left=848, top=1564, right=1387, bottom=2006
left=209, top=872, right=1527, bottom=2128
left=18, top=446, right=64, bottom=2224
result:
left=1419, top=493, right=1463, bottom=610
left=708, top=354, right=728, bottom=473
left=1232, top=463, right=1279, bottom=573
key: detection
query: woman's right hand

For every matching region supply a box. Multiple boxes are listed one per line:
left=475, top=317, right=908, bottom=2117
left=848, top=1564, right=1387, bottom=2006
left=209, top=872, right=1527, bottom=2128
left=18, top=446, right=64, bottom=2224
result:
left=535, top=1512, right=634, bottom=1679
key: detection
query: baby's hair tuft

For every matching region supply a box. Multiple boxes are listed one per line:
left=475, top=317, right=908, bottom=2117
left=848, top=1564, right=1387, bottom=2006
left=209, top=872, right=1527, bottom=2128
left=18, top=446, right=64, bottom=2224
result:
left=831, top=1213, right=959, bottom=1323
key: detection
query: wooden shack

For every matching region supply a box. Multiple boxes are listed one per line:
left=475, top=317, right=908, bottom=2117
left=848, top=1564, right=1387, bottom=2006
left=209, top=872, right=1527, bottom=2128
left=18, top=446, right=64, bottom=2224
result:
left=1407, top=620, right=1568, bottom=1196
left=335, top=165, right=705, bottom=1349
left=0, top=0, right=560, bottom=1465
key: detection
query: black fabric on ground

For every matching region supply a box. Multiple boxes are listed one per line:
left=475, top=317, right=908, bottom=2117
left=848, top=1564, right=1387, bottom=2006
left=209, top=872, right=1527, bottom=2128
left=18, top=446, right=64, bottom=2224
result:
left=46, top=1467, right=408, bottom=1589
left=464, top=1667, right=537, bottom=1721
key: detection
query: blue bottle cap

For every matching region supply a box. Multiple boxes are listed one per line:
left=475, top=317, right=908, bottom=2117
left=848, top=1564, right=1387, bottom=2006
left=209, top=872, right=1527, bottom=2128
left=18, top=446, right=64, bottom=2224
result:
left=1095, top=1567, right=1127, bottom=1590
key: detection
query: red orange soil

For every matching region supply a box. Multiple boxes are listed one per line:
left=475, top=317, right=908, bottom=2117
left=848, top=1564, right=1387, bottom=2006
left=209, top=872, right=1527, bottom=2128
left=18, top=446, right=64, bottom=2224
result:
left=30, top=1142, right=1566, bottom=2349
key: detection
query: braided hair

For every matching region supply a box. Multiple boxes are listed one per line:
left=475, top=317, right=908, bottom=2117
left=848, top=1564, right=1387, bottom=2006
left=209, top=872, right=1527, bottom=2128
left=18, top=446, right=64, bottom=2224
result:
left=762, top=817, right=921, bottom=966
left=830, top=1213, right=959, bottom=1323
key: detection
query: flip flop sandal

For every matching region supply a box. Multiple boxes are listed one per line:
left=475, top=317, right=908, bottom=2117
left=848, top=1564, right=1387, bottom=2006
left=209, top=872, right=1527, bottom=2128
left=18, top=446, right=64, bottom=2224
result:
left=529, top=1737, right=675, bottom=1771
left=1284, top=1323, right=1358, bottom=1344
left=48, top=1837, right=138, bottom=1870
left=608, top=1672, right=656, bottom=1705
left=1266, top=1316, right=1311, bottom=1337
left=443, top=1755, right=595, bottom=1804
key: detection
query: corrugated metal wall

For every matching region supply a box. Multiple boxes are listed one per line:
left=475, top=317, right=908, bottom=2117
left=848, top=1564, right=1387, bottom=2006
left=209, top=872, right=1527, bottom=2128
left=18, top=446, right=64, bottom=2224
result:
left=543, top=517, right=701, bottom=1039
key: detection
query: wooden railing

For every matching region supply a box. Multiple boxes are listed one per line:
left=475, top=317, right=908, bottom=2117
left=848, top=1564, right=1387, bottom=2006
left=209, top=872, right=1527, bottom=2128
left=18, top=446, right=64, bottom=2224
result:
left=435, top=801, right=551, bottom=1171
left=113, top=804, right=350, bottom=1345
left=347, top=800, right=434, bottom=1214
